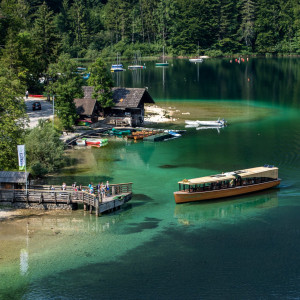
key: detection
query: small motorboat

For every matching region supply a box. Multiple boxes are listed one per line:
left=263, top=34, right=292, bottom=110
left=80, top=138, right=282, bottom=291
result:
left=76, top=139, right=86, bottom=146
left=197, top=118, right=227, bottom=127
left=186, top=118, right=227, bottom=127
left=110, top=67, right=125, bottom=72
left=185, top=120, right=199, bottom=126
left=189, top=58, right=203, bottom=63
left=165, top=130, right=181, bottom=137
left=85, top=138, right=108, bottom=145
left=128, top=65, right=146, bottom=70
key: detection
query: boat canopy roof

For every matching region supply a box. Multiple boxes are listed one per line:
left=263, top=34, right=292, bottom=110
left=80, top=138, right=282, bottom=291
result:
left=178, top=166, right=278, bottom=186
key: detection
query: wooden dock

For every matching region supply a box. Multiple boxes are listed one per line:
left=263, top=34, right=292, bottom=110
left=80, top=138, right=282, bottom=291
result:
left=0, top=183, right=132, bottom=217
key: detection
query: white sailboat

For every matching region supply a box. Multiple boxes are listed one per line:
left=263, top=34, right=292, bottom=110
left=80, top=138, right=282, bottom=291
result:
left=156, top=46, right=169, bottom=67
left=189, top=42, right=204, bottom=63
left=111, top=53, right=125, bottom=72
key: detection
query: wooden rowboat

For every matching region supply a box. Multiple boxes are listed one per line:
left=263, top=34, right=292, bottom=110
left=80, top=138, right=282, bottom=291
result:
left=174, top=166, right=281, bottom=204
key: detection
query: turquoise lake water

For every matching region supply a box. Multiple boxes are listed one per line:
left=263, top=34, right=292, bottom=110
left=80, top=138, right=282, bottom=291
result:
left=1, top=58, right=300, bottom=299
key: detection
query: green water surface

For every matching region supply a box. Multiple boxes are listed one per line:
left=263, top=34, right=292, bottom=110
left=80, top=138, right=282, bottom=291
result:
left=1, top=58, right=300, bottom=299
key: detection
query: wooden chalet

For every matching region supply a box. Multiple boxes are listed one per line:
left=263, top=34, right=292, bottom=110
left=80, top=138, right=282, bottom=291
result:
left=74, top=97, right=100, bottom=123
left=0, top=171, right=30, bottom=189
left=74, top=86, right=155, bottom=126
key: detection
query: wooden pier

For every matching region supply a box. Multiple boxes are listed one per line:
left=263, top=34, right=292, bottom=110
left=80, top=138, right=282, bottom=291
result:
left=0, top=183, right=132, bottom=217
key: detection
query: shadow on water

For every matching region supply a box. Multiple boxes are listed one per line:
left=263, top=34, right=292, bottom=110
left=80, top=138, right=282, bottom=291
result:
left=159, top=164, right=179, bottom=169
left=132, top=193, right=154, bottom=201
left=174, top=189, right=279, bottom=226
left=23, top=202, right=300, bottom=300
left=120, top=217, right=162, bottom=234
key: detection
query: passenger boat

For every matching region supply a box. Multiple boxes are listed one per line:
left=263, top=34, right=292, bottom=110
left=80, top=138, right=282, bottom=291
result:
left=174, top=166, right=281, bottom=204
left=85, top=138, right=108, bottom=145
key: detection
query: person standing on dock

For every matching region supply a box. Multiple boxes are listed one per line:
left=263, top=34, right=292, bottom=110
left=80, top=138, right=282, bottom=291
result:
left=62, top=182, right=66, bottom=190
left=105, top=181, right=110, bottom=196
left=100, top=182, right=105, bottom=199
left=25, top=90, right=29, bottom=99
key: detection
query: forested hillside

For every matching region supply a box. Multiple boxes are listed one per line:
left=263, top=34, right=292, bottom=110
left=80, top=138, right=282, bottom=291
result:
left=0, top=0, right=300, bottom=89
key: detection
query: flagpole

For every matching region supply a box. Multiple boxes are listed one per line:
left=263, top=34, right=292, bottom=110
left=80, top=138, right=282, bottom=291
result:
left=25, top=162, right=27, bottom=194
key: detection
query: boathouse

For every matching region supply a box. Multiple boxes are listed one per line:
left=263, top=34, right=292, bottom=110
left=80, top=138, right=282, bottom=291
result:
left=0, top=171, right=30, bottom=202
left=74, top=97, right=100, bottom=123
left=0, top=171, right=30, bottom=189
left=74, top=86, right=155, bottom=126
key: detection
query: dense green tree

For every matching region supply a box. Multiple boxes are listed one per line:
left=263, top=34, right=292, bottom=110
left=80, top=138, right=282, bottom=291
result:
left=2, top=0, right=300, bottom=66
left=0, top=65, right=27, bottom=170
left=25, top=119, right=67, bottom=177
left=88, top=57, right=114, bottom=108
left=70, top=0, right=89, bottom=55
left=32, top=2, right=60, bottom=75
left=46, top=54, right=84, bottom=129
left=255, top=0, right=281, bottom=53
left=238, top=0, right=256, bottom=51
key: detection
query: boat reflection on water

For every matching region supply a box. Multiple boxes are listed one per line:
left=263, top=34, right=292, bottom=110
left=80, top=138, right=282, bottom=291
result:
left=174, top=190, right=279, bottom=226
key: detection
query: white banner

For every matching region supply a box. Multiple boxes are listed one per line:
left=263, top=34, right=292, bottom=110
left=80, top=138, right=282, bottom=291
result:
left=17, top=145, right=26, bottom=171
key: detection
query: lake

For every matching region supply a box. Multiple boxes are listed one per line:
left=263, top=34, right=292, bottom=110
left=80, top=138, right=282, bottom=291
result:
left=1, top=58, right=300, bottom=299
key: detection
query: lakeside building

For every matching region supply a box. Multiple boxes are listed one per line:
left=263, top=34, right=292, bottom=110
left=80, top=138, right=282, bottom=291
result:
left=0, top=171, right=30, bottom=201
left=74, top=86, right=155, bottom=126
left=0, top=171, right=30, bottom=190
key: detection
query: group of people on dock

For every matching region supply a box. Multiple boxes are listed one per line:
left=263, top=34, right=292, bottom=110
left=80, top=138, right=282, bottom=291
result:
left=87, top=181, right=110, bottom=199
left=96, top=181, right=110, bottom=199
left=49, top=181, right=110, bottom=199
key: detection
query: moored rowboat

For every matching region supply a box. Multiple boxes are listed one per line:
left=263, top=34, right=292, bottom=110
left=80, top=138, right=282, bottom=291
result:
left=85, top=138, right=108, bottom=145
left=174, top=166, right=281, bottom=204
left=76, top=139, right=86, bottom=146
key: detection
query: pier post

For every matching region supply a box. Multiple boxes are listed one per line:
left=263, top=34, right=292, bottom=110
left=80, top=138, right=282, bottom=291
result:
left=84, top=204, right=87, bottom=211
left=112, top=186, right=115, bottom=196
left=89, top=204, right=93, bottom=214
left=95, top=197, right=99, bottom=217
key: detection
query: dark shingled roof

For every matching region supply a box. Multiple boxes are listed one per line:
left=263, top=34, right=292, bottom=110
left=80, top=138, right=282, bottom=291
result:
left=74, top=98, right=97, bottom=115
left=0, top=171, right=29, bottom=183
left=80, top=86, right=155, bottom=108
left=112, top=87, right=154, bottom=108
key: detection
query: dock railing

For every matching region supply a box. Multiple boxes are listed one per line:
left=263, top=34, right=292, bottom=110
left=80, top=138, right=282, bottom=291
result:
left=0, top=182, right=133, bottom=217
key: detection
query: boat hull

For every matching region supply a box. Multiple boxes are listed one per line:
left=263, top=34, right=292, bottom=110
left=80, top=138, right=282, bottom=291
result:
left=85, top=138, right=108, bottom=145
left=128, top=65, right=146, bottom=69
left=155, top=63, right=169, bottom=67
left=174, top=179, right=281, bottom=204
left=197, top=121, right=225, bottom=126
left=189, top=58, right=203, bottom=63
left=76, top=139, right=86, bottom=146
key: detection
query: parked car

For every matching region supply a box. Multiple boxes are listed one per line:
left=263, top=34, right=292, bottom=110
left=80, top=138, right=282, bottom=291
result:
left=32, top=102, right=41, bottom=111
